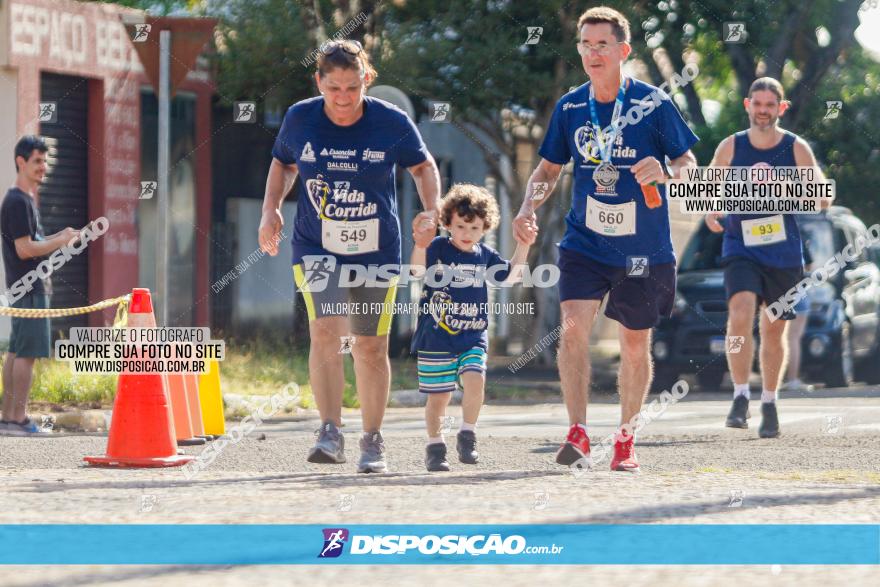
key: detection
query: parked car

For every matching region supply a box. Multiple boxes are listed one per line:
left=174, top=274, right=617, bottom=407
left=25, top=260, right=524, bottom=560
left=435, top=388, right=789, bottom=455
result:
left=651, top=206, right=880, bottom=391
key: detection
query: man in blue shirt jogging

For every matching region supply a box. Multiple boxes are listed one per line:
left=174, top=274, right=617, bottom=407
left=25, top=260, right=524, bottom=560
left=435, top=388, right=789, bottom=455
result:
left=513, top=6, right=698, bottom=473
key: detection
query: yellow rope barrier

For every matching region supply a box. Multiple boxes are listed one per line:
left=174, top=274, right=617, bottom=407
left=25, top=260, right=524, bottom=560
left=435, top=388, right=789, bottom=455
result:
left=0, top=295, right=130, bottom=319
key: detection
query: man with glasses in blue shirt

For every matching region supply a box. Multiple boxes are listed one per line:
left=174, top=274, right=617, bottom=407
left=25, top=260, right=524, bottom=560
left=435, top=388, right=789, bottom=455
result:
left=514, top=6, right=699, bottom=473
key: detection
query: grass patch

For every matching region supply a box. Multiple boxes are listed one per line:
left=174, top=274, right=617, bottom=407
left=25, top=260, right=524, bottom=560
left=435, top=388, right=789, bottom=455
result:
left=33, top=363, right=117, bottom=406
left=0, top=357, right=117, bottom=408
left=696, top=466, right=733, bottom=473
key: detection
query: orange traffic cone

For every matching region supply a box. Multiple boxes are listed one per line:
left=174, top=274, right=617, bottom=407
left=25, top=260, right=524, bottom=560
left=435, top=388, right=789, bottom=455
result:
left=85, top=289, right=193, bottom=468
left=166, top=373, right=205, bottom=446
left=124, top=287, right=177, bottom=441
left=184, top=374, right=214, bottom=440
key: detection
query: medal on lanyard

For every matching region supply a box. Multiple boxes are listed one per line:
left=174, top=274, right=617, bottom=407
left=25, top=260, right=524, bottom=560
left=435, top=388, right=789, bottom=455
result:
left=589, top=77, right=626, bottom=196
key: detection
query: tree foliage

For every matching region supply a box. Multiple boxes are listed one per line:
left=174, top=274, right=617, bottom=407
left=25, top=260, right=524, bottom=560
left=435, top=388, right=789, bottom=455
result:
left=196, top=0, right=880, bottom=350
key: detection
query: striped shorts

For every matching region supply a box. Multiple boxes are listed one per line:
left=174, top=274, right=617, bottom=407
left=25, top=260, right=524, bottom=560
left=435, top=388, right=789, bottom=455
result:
left=417, top=347, right=487, bottom=394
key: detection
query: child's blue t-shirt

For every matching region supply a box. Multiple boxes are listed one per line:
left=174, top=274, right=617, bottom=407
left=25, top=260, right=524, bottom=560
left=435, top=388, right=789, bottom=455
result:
left=411, top=237, right=511, bottom=354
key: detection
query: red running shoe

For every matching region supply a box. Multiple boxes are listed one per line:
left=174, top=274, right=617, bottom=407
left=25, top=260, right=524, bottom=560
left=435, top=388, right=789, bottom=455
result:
left=555, top=424, right=591, bottom=466
left=610, top=436, right=640, bottom=473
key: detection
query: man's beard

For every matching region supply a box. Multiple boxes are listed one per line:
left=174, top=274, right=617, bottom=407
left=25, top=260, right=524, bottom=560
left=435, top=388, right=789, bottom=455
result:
left=751, top=113, right=778, bottom=130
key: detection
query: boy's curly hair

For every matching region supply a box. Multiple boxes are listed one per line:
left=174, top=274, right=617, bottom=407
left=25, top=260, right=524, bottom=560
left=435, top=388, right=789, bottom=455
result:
left=440, top=183, right=500, bottom=230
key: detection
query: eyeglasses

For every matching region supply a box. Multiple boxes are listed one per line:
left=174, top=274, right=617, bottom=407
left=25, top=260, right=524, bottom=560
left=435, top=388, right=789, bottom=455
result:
left=320, top=40, right=363, bottom=56
left=576, top=41, right=623, bottom=56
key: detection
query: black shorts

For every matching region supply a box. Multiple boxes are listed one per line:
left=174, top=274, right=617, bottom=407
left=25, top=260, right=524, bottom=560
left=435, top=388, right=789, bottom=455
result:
left=722, top=256, right=803, bottom=321
left=9, top=293, right=51, bottom=358
left=557, top=247, right=676, bottom=330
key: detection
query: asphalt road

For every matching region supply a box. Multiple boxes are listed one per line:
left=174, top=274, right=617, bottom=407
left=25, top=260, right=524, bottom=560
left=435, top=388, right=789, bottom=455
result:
left=1, top=388, right=878, bottom=586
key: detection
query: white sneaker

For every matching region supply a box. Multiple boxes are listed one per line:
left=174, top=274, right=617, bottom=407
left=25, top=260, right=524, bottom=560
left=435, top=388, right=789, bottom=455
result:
left=780, top=379, right=810, bottom=392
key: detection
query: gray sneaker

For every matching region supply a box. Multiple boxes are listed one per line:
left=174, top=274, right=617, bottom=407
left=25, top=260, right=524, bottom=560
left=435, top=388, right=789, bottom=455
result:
left=357, top=431, right=387, bottom=473
left=307, top=421, right=346, bottom=464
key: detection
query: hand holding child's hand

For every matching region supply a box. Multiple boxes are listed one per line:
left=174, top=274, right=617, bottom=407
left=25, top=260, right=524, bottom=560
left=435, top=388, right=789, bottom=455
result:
left=513, top=212, right=538, bottom=246
left=412, top=211, right=437, bottom=248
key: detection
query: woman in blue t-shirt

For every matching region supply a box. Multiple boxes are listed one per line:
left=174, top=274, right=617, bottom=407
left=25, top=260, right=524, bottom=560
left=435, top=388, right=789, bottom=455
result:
left=258, top=40, right=441, bottom=474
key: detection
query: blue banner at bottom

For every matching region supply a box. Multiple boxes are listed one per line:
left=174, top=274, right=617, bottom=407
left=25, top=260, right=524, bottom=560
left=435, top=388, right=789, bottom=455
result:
left=0, top=525, right=877, bottom=565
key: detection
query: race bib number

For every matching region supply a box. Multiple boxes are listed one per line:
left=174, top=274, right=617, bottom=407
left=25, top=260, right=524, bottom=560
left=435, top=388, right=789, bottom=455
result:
left=322, top=218, right=380, bottom=255
left=585, top=196, right=636, bottom=237
left=742, top=215, right=786, bottom=247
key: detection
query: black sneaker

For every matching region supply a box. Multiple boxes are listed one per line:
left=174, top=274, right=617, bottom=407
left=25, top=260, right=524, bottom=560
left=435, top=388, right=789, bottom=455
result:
left=725, top=395, right=750, bottom=429
left=425, top=443, right=451, bottom=472
left=759, top=402, right=780, bottom=438
left=456, top=430, right=479, bottom=464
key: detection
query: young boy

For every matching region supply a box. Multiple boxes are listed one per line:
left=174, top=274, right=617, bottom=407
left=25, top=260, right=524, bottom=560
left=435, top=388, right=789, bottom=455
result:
left=410, top=184, right=532, bottom=472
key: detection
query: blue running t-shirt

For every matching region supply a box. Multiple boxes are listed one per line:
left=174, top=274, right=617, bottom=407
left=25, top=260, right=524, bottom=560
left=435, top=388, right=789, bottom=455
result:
left=411, top=237, right=511, bottom=354
left=539, top=78, right=699, bottom=267
left=272, top=96, right=429, bottom=267
left=722, top=130, right=804, bottom=268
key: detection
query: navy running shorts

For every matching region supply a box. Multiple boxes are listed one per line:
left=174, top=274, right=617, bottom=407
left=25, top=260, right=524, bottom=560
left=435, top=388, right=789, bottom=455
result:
left=557, top=247, right=676, bottom=330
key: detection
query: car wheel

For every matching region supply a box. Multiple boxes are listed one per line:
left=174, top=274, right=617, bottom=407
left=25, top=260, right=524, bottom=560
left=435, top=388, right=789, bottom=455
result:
left=855, top=323, right=880, bottom=384
left=823, top=321, right=854, bottom=388
left=696, top=369, right=725, bottom=391
left=651, top=365, right=681, bottom=393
